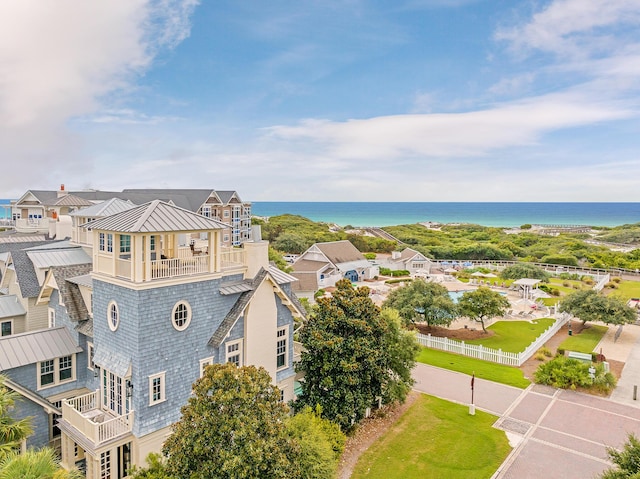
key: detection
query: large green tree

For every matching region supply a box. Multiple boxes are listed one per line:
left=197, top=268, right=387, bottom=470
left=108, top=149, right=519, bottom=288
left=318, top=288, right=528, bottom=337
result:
left=296, top=279, right=419, bottom=430
left=600, top=434, right=640, bottom=479
left=457, top=287, right=510, bottom=333
left=559, top=289, right=637, bottom=326
left=163, top=363, right=298, bottom=479
left=382, top=279, right=458, bottom=328
left=500, top=263, right=550, bottom=281
left=0, top=375, right=32, bottom=459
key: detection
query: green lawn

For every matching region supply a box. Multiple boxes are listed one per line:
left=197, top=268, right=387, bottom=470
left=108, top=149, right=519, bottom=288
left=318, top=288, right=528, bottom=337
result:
left=611, top=280, right=640, bottom=302
left=465, top=318, right=555, bottom=353
left=558, top=324, right=609, bottom=353
left=417, top=348, right=530, bottom=388
left=351, top=394, right=512, bottom=479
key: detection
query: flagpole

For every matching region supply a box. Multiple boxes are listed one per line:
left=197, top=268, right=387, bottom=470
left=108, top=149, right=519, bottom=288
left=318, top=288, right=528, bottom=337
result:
left=469, top=372, right=476, bottom=415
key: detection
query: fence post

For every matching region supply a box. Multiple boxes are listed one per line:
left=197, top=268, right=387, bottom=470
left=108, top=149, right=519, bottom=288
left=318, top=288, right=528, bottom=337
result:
left=499, top=348, right=503, bottom=363
left=427, top=333, right=431, bottom=348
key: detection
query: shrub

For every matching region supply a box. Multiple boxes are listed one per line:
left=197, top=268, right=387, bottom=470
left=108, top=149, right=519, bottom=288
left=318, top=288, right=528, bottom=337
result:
left=385, top=278, right=414, bottom=285
left=391, top=270, right=411, bottom=277
left=534, top=352, right=546, bottom=361
left=563, top=281, right=570, bottom=287
left=584, top=278, right=594, bottom=285
left=363, top=252, right=376, bottom=260
left=613, top=277, right=622, bottom=283
left=314, top=289, right=326, bottom=299
left=520, top=224, right=532, bottom=229
left=606, top=282, right=618, bottom=289
left=534, top=356, right=616, bottom=394
left=557, top=348, right=565, bottom=356
left=379, top=267, right=392, bottom=276
left=538, top=346, right=553, bottom=357
left=551, top=288, right=561, bottom=296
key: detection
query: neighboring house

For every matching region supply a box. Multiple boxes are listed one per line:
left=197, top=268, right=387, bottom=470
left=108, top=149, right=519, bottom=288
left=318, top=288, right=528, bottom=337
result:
left=290, top=240, right=379, bottom=299
left=10, top=186, right=252, bottom=247
left=0, top=239, right=90, bottom=334
left=383, top=248, right=433, bottom=275
left=0, top=200, right=304, bottom=479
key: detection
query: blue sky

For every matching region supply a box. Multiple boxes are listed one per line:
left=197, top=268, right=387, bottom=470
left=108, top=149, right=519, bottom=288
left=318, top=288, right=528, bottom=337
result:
left=1, top=0, right=639, bottom=201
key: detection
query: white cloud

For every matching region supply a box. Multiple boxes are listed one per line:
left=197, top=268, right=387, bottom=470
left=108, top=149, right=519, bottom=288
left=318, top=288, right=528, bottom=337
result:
left=266, top=91, right=632, bottom=160
left=496, top=0, right=640, bottom=57
left=0, top=0, right=198, bottom=196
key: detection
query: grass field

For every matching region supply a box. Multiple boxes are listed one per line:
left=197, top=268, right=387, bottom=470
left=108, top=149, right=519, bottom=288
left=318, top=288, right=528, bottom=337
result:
left=558, top=324, right=609, bottom=353
left=611, top=280, right=640, bottom=302
left=417, top=348, right=530, bottom=388
left=465, top=318, right=555, bottom=353
left=351, top=394, right=512, bottom=479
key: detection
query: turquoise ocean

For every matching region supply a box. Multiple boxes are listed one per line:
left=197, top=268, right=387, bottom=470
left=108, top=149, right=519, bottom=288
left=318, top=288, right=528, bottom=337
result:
left=251, top=202, right=640, bottom=228
left=3, top=198, right=639, bottom=228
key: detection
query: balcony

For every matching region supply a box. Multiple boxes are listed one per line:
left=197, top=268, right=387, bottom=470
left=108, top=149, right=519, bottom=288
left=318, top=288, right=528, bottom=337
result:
left=15, top=218, right=49, bottom=233
left=61, top=391, right=133, bottom=446
left=95, top=247, right=246, bottom=282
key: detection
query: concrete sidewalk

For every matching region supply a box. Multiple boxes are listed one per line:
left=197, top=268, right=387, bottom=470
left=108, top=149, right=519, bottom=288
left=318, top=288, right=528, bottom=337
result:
left=610, top=325, right=640, bottom=406
left=412, top=363, right=640, bottom=479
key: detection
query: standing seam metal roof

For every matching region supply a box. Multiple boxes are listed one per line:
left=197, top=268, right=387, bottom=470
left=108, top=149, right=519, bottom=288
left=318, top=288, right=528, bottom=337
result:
left=0, top=295, right=27, bottom=319
left=83, top=200, right=229, bottom=232
left=0, top=327, right=82, bottom=371
left=68, top=198, right=136, bottom=218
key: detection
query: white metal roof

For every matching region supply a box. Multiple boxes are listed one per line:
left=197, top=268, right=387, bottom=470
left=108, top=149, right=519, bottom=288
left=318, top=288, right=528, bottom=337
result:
left=513, top=278, right=541, bottom=286
left=69, top=198, right=136, bottom=218
left=66, top=274, right=93, bottom=288
left=84, top=200, right=229, bottom=233
left=336, top=259, right=372, bottom=272
left=0, top=295, right=26, bottom=319
left=27, top=248, right=91, bottom=269
left=268, top=265, right=298, bottom=284
left=0, top=327, right=82, bottom=371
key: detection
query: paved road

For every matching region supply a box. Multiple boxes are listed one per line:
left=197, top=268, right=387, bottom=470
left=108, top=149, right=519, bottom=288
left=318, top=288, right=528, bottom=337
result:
left=412, top=363, right=640, bottom=479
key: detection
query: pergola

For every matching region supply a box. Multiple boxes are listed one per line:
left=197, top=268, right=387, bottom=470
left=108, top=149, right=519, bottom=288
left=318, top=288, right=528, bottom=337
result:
left=513, top=278, right=541, bottom=305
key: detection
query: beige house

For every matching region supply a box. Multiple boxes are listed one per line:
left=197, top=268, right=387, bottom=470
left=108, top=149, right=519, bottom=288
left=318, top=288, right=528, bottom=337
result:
left=290, top=240, right=379, bottom=299
left=384, top=248, right=433, bottom=275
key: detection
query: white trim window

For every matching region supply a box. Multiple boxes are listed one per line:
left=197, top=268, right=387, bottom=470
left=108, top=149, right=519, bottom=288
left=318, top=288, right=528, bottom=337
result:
left=48, top=308, right=56, bottom=328
left=99, top=232, right=105, bottom=251
left=226, top=340, right=243, bottom=367
left=38, top=355, right=76, bottom=390
left=171, top=301, right=192, bottom=331
left=108, top=301, right=119, bottom=331
left=201, top=206, right=211, bottom=218
left=1, top=319, right=12, bottom=336
left=87, top=342, right=95, bottom=371
left=119, top=234, right=131, bottom=254
left=149, top=372, right=166, bottom=406
left=199, top=357, right=213, bottom=378
left=102, top=369, right=128, bottom=415
left=276, top=327, right=288, bottom=370
left=100, top=450, right=111, bottom=479
left=223, top=234, right=229, bottom=243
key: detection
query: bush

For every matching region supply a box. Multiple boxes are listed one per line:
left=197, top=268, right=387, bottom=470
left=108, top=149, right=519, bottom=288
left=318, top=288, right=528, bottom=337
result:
left=563, top=281, right=570, bottom=287
left=534, top=352, right=546, bottom=361
left=379, top=267, right=392, bottom=276
left=314, top=289, right=326, bottom=299
left=385, top=278, right=413, bottom=285
left=583, top=278, right=594, bottom=285
left=520, top=224, right=532, bottom=230
left=613, top=277, right=622, bottom=283
left=391, top=270, right=411, bottom=277
left=606, top=282, right=618, bottom=289
left=538, top=346, right=553, bottom=357
left=364, top=252, right=376, bottom=260
left=551, top=288, right=561, bottom=296
left=557, top=348, right=565, bottom=356
left=534, top=356, right=616, bottom=394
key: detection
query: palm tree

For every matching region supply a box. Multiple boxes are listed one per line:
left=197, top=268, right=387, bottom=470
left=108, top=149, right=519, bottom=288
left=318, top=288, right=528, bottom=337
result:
left=0, top=448, right=83, bottom=479
left=0, top=375, right=32, bottom=459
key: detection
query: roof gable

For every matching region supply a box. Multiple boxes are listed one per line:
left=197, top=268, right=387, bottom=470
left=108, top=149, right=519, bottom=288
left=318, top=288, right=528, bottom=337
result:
left=69, top=198, right=136, bottom=218
left=315, top=240, right=365, bottom=265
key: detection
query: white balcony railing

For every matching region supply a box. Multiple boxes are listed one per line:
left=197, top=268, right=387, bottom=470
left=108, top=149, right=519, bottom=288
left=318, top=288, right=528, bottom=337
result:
left=62, top=391, right=133, bottom=446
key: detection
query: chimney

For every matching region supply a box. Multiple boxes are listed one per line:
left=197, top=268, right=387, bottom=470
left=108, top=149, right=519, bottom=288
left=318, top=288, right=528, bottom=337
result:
left=57, top=184, right=68, bottom=198
left=243, top=226, right=269, bottom=279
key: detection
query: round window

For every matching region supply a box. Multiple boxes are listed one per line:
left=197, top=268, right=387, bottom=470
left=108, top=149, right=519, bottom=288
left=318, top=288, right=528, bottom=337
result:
left=172, top=301, right=192, bottom=331
left=108, top=301, right=119, bottom=331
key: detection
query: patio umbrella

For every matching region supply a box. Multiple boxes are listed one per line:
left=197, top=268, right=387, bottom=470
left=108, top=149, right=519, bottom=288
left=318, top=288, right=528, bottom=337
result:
left=470, top=271, right=485, bottom=277
left=484, top=273, right=498, bottom=278
left=444, top=267, right=458, bottom=273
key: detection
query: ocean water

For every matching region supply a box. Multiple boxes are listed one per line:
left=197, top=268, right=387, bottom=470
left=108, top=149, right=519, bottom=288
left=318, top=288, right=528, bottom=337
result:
left=0, top=199, right=10, bottom=219
left=3, top=198, right=639, bottom=228
left=251, top=202, right=640, bottom=228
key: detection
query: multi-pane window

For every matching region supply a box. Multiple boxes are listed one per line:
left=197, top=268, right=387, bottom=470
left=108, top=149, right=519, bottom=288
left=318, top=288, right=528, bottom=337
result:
left=150, top=235, right=156, bottom=251
left=100, top=450, right=111, bottom=479
left=48, top=309, right=55, bottom=328
left=59, top=356, right=73, bottom=381
left=102, top=369, right=126, bottom=415
left=276, top=328, right=287, bottom=369
left=87, top=342, right=95, bottom=370
left=99, top=232, right=105, bottom=251
left=1, top=321, right=11, bottom=336
left=107, top=234, right=113, bottom=253
left=38, top=355, right=75, bottom=390
left=108, top=301, right=119, bottom=331
left=172, top=302, right=191, bottom=331
left=149, top=372, right=166, bottom=405
left=40, top=360, right=55, bottom=386
left=120, top=234, right=131, bottom=253
left=199, top=357, right=213, bottom=378
left=226, top=341, right=242, bottom=367
left=202, top=206, right=211, bottom=218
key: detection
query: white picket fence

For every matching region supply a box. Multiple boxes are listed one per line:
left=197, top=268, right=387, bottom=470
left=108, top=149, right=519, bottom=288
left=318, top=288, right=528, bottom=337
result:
left=417, top=313, right=571, bottom=366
